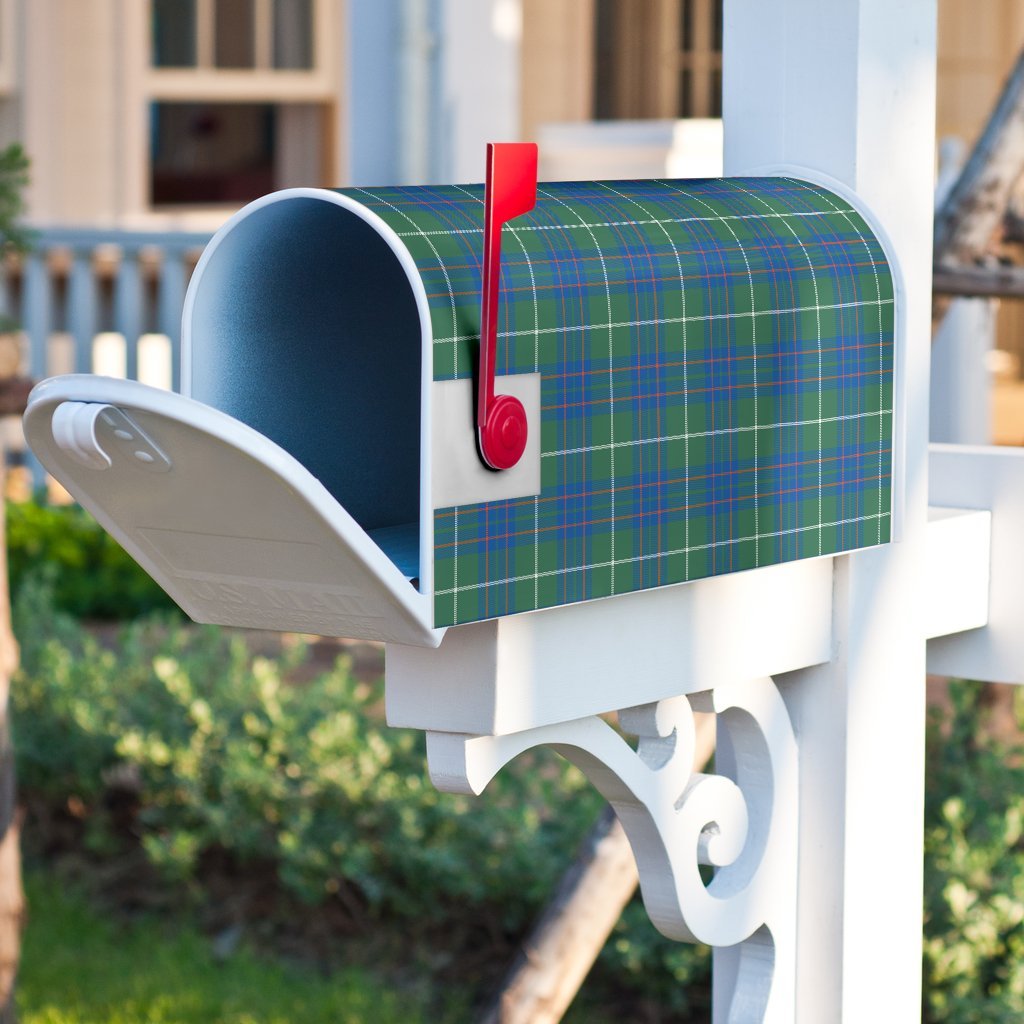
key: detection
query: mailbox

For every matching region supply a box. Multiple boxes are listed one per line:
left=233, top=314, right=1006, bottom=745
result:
left=23, top=165, right=896, bottom=647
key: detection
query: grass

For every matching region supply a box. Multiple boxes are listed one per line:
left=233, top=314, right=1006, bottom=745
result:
left=17, top=873, right=462, bottom=1024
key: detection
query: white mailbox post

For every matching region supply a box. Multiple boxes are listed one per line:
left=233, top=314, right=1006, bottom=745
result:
left=722, top=3, right=938, bottom=1021
left=23, top=1, right=1019, bottom=1021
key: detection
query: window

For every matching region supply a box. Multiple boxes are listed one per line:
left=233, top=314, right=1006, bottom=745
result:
left=594, top=0, right=722, bottom=120
left=678, top=0, right=722, bottom=118
left=145, top=0, right=336, bottom=209
left=273, top=0, right=314, bottom=69
left=150, top=102, right=276, bottom=204
left=153, top=0, right=197, bottom=67
left=152, top=0, right=314, bottom=71
left=215, top=0, right=256, bottom=68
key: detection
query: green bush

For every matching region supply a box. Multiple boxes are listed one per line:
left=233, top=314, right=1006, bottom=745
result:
left=923, top=682, right=1024, bottom=1022
left=13, top=575, right=580, bottom=914
left=11, top=576, right=710, bottom=1015
left=7, top=499, right=179, bottom=619
left=20, top=548, right=1024, bottom=1019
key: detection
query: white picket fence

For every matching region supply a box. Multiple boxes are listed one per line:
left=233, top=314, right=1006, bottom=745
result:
left=7, top=226, right=212, bottom=389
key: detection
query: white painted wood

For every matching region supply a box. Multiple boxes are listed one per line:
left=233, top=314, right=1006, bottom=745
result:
left=439, top=0, right=522, bottom=182
left=480, top=716, right=716, bottom=1024
left=398, top=0, right=436, bottom=185
left=427, top=677, right=797, bottom=1021
left=23, top=375, right=442, bottom=647
left=536, top=119, right=723, bottom=182
left=345, top=2, right=405, bottom=185
left=387, top=556, right=832, bottom=735
left=930, top=298, right=995, bottom=445
left=928, top=444, right=1024, bottom=682
left=925, top=506, right=991, bottom=640
left=430, top=374, right=540, bottom=508
left=723, top=2, right=935, bottom=1021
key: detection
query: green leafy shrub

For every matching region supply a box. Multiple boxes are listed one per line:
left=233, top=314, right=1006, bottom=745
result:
left=12, top=576, right=569, bottom=912
left=923, top=682, right=1024, bottom=1022
left=0, top=141, right=31, bottom=259
left=588, top=900, right=711, bottom=1021
left=7, top=499, right=179, bottom=619
left=12, top=575, right=711, bottom=1015
left=27, top=558, right=1024, bottom=1020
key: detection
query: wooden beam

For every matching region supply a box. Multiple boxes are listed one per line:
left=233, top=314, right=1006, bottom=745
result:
left=933, top=263, right=1024, bottom=298
left=934, top=48, right=1024, bottom=265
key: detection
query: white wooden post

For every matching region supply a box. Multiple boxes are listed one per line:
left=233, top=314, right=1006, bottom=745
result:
left=438, top=0, right=522, bottom=181
left=931, top=137, right=995, bottom=447
left=931, top=299, right=995, bottom=445
left=724, top=1, right=936, bottom=1019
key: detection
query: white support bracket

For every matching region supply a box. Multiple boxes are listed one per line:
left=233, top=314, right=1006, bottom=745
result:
left=387, top=562, right=823, bottom=1020
left=389, top=485, right=995, bottom=1024
left=426, top=676, right=798, bottom=1024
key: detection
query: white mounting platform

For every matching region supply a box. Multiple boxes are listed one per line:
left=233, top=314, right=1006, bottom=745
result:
left=387, top=557, right=833, bottom=736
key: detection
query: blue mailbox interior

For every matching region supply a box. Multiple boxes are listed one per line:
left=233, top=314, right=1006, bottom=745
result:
left=186, top=195, right=423, bottom=579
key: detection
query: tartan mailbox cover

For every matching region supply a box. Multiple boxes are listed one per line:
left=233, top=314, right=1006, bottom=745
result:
left=23, top=174, right=896, bottom=645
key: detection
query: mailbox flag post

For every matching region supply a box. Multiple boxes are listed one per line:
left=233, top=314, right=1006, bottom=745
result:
left=478, top=141, right=537, bottom=471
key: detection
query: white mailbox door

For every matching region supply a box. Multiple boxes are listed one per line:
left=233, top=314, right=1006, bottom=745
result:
left=23, top=375, right=441, bottom=647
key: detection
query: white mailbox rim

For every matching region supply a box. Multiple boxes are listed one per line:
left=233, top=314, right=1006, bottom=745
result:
left=180, top=186, right=439, bottom=605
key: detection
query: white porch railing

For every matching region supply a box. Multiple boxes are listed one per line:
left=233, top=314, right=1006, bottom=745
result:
left=1, top=226, right=212, bottom=484
left=5, top=226, right=212, bottom=392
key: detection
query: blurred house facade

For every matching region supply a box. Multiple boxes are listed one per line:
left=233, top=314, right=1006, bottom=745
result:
left=0, top=0, right=1020, bottom=446
left=3, top=0, right=341, bottom=230
left=0, top=0, right=1017, bottom=227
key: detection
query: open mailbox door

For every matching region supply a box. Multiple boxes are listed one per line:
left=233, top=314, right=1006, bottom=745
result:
left=23, top=374, right=442, bottom=647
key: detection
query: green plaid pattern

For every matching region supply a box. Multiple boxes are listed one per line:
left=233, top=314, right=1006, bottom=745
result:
left=341, top=178, right=895, bottom=628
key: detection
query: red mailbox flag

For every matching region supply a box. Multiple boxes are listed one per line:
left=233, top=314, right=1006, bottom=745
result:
left=478, top=142, right=538, bottom=470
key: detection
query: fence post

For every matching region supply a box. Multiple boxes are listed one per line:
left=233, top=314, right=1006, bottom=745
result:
left=68, top=250, right=97, bottom=376
left=158, top=251, right=187, bottom=393
left=113, top=249, right=142, bottom=383
left=21, top=252, right=49, bottom=383
left=931, top=298, right=995, bottom=444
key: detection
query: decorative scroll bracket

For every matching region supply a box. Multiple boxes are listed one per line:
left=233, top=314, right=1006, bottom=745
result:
left=425, top=675, right=798, bottom=1024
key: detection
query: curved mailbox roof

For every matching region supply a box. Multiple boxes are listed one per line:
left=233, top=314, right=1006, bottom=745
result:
left=342, top=177, right=896, bottom=628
